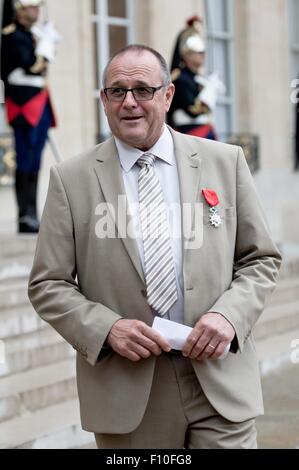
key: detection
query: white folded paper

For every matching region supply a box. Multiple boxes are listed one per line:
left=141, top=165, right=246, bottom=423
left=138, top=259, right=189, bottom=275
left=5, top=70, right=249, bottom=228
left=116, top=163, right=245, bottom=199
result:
left=153, top=316, right=192, bottom=351
left=152, top=317, right=230, bottom=360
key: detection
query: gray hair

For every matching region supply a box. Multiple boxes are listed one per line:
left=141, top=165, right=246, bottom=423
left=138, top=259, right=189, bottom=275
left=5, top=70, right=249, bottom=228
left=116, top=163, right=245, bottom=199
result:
left=102, top=44, right=171, bottom=87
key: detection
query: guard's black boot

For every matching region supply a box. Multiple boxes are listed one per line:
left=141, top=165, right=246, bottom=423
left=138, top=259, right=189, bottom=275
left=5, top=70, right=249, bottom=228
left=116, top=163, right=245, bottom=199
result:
left=15, top=171, right=39, bottom=234
left=27, top=172, right=40, bottom=232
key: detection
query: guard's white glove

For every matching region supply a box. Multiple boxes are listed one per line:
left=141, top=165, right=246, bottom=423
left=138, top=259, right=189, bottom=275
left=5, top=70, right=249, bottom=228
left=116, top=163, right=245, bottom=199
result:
left=207, top=72, right=226, bottom=95
left=194, top=74, right=209, bottom=88
left=197, top=72, right=226, bottom=112
left=32, top=22, right=61, bottom=63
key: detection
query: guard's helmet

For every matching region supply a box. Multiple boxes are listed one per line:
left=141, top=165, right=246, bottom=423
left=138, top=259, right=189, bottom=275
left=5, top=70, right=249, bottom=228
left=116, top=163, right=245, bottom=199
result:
left=179, top=16, right=206, bottom=56
left=180, top=34, right=206, bottom=56
left=13, top=0, right=42, bottom=9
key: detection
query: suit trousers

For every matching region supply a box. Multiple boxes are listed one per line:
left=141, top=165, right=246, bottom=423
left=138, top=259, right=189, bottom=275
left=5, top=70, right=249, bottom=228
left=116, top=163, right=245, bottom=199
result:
left=95, top=354, right=258, bottom=449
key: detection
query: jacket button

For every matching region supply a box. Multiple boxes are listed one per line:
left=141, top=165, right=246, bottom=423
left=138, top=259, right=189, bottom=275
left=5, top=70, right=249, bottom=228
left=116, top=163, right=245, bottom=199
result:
left=141, top=289, right=147, bottom=298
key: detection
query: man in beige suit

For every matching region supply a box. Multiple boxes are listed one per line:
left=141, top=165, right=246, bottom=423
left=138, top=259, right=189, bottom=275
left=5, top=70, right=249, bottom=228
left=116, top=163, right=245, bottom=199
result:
left=28, top=45, right=281, bottom=449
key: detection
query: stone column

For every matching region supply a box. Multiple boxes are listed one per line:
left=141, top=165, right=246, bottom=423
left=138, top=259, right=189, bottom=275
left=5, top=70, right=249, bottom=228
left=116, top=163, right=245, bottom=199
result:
left=235, top=0, right=291, bottom=170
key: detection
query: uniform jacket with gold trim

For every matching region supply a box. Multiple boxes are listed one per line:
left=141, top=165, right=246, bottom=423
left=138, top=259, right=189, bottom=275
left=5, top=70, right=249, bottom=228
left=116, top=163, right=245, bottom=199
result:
left=1, top=21, right=55, bottom=128
left=168, top=67, right=211, bottom=134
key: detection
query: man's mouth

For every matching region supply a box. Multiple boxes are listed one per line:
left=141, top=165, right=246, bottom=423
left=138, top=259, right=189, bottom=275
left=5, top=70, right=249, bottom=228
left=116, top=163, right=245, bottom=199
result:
left=121, top=116, right=143, bottom=122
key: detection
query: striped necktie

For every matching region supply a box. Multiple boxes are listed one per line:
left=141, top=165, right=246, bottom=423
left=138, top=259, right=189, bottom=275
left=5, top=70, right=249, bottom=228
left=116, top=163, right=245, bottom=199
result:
left=137, top=153, right=178, bottom=316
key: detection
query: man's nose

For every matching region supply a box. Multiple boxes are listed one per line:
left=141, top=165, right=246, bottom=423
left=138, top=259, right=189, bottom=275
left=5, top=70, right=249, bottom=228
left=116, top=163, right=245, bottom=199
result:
left=122, top=90, right=138, bottom=107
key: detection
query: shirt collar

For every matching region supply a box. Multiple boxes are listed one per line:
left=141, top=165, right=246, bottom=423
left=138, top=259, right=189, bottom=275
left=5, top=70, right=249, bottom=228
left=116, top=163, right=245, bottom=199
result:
left=114, top=125, right=175, bottom=174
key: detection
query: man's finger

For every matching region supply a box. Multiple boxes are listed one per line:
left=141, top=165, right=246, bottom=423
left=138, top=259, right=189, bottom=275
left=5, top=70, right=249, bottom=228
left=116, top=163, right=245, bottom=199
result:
left=143, top=325, right=171, bottom=352
left=196, top=341, right=225, bottom=361
left=182, top=330, right=202, bottom=357
left=125, top=350, right=143, bottom=362
left=131, top=343, right=152, bottom=359
left=208, top=341, right=229, bottom=361
left=189, top=336, right=215, bottom=359
left=137, top=335, right=162, bottom=356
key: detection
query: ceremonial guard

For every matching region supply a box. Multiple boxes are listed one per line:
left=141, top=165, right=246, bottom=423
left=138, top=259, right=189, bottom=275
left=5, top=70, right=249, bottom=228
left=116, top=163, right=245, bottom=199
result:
left=168, top=16, right=225, bottom=140
left=1, top=0, right=59, bottom=233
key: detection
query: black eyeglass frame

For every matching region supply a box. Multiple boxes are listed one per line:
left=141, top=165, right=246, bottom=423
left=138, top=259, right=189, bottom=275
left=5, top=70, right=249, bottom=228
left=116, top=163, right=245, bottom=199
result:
left=103, top=85, right=167, bottom=102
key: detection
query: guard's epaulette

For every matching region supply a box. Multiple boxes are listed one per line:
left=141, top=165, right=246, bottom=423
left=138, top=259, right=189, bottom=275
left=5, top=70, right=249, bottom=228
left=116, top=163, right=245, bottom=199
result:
left=171, top=68, right=182, bottom=82
left=2, top=24, right=16, bottom=35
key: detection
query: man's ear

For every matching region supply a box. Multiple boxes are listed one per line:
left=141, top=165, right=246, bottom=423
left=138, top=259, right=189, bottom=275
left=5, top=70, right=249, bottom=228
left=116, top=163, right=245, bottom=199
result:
left=100, top=89, right=107, bottom=113
left=165, top=83, right=175, bottom=112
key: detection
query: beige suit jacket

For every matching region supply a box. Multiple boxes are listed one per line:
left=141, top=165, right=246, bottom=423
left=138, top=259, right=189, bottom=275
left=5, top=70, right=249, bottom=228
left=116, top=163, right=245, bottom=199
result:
left=28, top=129, right=281, bottom=433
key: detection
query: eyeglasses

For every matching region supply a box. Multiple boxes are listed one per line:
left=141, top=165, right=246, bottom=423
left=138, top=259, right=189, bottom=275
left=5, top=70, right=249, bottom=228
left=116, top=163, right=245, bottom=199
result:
left=104, top=85, right=166, bottom=102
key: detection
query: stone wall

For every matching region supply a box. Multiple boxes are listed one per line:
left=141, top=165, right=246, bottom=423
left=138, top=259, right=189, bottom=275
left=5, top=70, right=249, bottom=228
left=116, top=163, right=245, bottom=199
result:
left=235, top=0, right=292, bottom=170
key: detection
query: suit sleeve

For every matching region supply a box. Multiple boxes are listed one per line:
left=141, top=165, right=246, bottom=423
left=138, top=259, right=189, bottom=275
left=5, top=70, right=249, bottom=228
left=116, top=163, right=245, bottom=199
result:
left=28, top=166, right=122, bottom=366
left=209, top=147, right=282, bottom=352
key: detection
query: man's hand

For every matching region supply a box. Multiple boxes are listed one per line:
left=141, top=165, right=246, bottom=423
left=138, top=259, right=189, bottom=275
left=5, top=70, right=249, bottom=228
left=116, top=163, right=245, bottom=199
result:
left=182, top=312, right=235, bottom=361
left=107, top=319, right=172, bottom=362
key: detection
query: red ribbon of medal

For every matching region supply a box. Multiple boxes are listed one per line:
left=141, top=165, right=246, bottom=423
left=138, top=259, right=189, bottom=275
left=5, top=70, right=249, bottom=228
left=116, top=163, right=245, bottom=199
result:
left=202, top=189, right=219, bottom=207
left=202, top=189, right=222, bottom=228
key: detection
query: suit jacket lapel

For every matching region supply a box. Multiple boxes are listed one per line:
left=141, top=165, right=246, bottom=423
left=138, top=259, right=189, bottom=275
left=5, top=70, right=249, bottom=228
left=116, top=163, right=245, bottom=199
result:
left=93, top=130, right=203, bottom=284
left=170, top=129, right=203, bottom=254
left=93, top=138, right=145, bottom=284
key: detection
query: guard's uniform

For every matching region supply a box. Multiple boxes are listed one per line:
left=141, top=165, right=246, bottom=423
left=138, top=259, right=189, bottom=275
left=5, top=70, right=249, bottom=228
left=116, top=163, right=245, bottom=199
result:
left=168, top=17, right=225, bottom=141
left=1, top=19, right=56, bottom=232
left=168, top=67, right=217, bottom=140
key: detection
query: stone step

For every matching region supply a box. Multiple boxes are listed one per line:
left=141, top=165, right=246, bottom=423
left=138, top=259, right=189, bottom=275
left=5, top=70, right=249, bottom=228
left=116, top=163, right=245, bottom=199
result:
left=0, top=304, right=46, bottom=339
left=0, top=358, right=77, bottom=423
left=0, top=399, right=94, bottom=449
left=18, top=423, right=96, bottom=450
left=0, top=280, right=30, bottom=310
left=0, top=327, right=75, bottom=378
left=0, top=256, right=33, bottom=284
left=254, top=300, right=299, bottom=340
left=79, top=441, right=97, bottom=449
left=0, top=235, right=37, bottom=260
left=256, top=327, right=299, bottom=377
left=279, top=259, right=299, bottom=281
left=267, top=278, right=299, bottom=306
left=0, top=326, right=297, bottom=448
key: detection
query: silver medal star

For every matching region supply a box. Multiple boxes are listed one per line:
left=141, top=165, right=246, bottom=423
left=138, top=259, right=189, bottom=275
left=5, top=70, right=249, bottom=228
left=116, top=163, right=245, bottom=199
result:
left=209, top=208, right=222, bottom=228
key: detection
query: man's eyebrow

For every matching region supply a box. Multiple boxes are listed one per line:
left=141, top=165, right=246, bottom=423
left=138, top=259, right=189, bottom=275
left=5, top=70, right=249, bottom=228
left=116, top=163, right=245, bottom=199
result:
left=108, top=80, right=152, bottom=88
left=134, top=81, right=152, bottom=86
left=107, top=82, right=124, bottom=88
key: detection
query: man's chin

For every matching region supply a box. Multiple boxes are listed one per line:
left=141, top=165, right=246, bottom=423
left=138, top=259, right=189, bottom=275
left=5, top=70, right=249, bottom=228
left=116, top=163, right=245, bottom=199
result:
left=118, top=129, right=146, bottom=147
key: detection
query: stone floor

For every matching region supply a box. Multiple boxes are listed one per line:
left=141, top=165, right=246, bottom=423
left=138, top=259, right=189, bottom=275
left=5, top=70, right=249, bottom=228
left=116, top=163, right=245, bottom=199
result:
left=257, top=364, right=299, bottom=449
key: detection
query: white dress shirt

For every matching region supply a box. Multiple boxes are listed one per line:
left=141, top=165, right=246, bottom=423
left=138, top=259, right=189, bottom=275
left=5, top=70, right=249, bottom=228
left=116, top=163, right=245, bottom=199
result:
left=114, top=126, right=184, bottom=324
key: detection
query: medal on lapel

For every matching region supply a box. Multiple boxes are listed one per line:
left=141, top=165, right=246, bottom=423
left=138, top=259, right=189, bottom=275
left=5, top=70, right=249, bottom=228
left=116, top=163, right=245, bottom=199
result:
left=202, top=189, right=222, bottom=228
